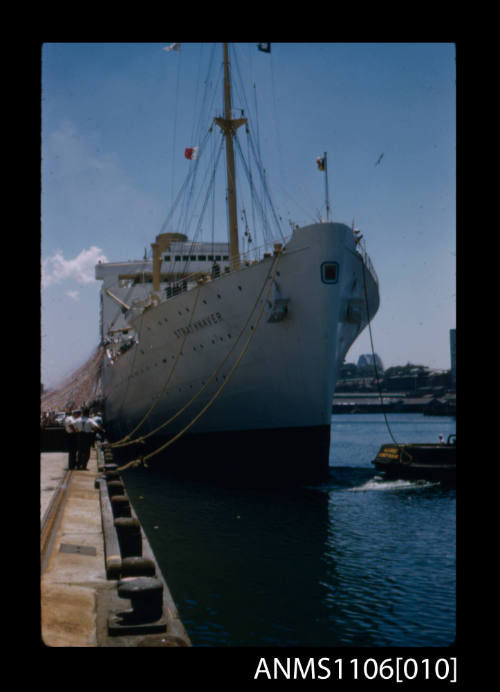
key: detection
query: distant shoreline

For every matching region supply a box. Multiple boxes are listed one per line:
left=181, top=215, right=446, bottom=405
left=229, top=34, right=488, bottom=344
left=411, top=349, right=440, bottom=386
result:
left=332, top=391, right=456, bottom=415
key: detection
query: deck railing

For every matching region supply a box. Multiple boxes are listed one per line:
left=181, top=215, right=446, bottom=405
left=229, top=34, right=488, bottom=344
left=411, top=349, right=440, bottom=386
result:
left=129, top=225, right=378, bottom=307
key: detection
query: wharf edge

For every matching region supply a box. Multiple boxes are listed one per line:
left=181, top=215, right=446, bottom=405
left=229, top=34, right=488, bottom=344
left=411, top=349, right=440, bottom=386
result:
left=40, top=445, right=191, bottom=647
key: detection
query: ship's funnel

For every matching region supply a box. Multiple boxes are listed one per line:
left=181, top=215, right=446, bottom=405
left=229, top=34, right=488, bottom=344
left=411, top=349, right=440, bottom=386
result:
left=156, top=233, right=188, bottom=252
left=151, top=234, right=188, bottom=291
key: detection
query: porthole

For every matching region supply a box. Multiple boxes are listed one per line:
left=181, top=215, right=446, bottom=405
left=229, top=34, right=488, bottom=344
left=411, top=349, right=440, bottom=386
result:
left=321, top=261, right=339, bottom=284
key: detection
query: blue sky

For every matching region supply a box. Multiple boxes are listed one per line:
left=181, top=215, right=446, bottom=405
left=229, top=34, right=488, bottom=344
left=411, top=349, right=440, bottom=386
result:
left=41, top=42, right=456, bottom=389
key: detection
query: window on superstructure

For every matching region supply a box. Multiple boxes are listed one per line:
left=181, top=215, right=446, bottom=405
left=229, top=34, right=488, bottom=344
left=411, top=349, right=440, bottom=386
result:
left=198, top=255, right=207, bottom=261
left=175, top=255, right=181, bottom=261
left=164, top=255, right=171, bottom=261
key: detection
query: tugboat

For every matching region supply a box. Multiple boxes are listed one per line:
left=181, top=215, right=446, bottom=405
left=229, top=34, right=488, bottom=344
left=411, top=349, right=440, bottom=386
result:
left=372, top=434, right=456, bottom=483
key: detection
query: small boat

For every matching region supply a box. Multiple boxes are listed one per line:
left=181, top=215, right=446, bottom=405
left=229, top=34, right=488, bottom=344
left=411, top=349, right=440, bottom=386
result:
left=372, top=434, right=456, bottom=482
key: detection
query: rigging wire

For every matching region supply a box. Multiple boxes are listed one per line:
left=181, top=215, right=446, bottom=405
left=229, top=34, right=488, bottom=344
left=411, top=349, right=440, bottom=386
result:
left=110, top=142, right=223, bottom=440
left=109, top=283, right=202, bottom=447
left=189, top=43, right=204, bottom=148
left=114, top=310, right=147, bottom=424
left=269, top=48, right=286, bottom=197
left=110, top=142, right=225, bottom=447
left=113, top=245, right=281, bottom=448
left=360, top=242, right=403, bottom=451
left=231, top=44, right=285, bottom=243
left=211, top=123, right=216, bottom=256
left=160, top=43, right=284, bottom=256
left=170, top=45, right=182, bottom=209
left=104, top=44, right=292, bottom=449
left=234, top=132, right=285, bottom=242
left=113, top=248, right=283, bottom=472
left=104, top=256, right=152, bottom=335
left=182, top=135, right=225, bottom=273
left=249, top=85, right=259, bottom=245
left=193, top=44, right=219, bottom=146
left=233, top=135, right=271, bottom=243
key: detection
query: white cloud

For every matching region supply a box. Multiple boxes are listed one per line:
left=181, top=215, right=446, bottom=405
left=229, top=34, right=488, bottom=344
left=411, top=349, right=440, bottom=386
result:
left=66, top=290, right=80, bottom=301
left=42, top=246, right=108, bottom=288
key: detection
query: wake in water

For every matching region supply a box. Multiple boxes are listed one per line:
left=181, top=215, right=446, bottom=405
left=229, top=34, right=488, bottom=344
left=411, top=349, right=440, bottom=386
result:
left=309, top=467, right=441, bottom=493
left=348, top=476, right=441, bottom=492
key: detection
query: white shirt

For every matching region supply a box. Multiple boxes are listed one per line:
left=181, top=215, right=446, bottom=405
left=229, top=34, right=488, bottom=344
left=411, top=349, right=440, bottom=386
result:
left=64, top=415, right=77, bottom=434
left=72, top=416, right=85, bottom=432
left=74, top=416, right=99, bottom=433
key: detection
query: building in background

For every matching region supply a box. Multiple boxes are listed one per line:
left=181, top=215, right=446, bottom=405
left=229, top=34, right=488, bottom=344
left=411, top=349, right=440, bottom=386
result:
left=357, top=353, right=384, bottom=372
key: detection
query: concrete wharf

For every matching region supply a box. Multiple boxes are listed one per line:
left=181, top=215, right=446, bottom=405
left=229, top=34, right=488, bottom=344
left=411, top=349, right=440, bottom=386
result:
left=40, top=445, right=191, bottom=647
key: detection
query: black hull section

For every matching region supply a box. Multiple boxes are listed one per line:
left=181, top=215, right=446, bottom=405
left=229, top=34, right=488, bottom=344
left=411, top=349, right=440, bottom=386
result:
left=107, top=424, right=331, bottom=487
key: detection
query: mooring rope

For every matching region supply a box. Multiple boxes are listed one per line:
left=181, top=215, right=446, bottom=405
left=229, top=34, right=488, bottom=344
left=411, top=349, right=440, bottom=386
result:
left=113, top=250, right=281, bottom=449
left=113, top=249, right=282, bottom=472
left=109, top=284, right=202, bottom=447
left=360, top=247, right=413, bottom=464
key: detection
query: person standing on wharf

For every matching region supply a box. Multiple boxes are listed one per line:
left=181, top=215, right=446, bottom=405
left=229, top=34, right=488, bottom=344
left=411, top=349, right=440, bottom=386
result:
left=63, top=409, right=79, bottom=470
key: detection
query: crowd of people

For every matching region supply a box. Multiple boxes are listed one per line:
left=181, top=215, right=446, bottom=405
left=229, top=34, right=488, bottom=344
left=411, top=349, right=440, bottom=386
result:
left=41, top=407, right=105, bottom=470
left=40, top=410, right=65, bottom=427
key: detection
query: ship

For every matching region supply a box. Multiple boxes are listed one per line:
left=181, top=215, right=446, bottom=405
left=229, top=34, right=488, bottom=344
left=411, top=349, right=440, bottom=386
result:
left=96, top=43, right=380, bottom=484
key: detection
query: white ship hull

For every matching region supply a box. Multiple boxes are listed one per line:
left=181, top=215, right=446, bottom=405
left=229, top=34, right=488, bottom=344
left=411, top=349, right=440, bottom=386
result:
left=101, top=222, right=379, bottom=484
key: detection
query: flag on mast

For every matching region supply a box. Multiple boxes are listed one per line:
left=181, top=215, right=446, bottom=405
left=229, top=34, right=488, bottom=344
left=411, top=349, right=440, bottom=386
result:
left=316, top=155, right=326, bottom=171
left=184, top=146, right=199, bottom=160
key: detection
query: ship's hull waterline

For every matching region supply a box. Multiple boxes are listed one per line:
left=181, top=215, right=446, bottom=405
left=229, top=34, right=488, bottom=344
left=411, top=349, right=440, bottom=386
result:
left=101, top=223, right=379, bottom=484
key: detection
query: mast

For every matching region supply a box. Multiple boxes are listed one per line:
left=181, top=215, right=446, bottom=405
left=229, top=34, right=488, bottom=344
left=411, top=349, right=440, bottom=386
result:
left=214, top=43, right=247, bottom=271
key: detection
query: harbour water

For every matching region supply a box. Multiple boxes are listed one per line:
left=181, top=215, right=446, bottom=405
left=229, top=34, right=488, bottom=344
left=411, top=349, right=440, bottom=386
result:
left=122, top=413, right=456, bottom=647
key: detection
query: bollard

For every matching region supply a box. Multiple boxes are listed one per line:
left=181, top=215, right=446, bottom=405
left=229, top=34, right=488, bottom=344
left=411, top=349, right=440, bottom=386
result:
left=121, top=556, right=156, bottom=577
left=107, top=480, right=126, bottom=497
left=117, top=577, right=164, bottom=622
left=105, top=470, right=121, bottom=482
left=108, top=576, right=167, bottom=635
left=110, top=495, right=132, bottom=517
left=114, top=517, right=142, bottom=558
left=99, top=461, right=118, bottom=473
